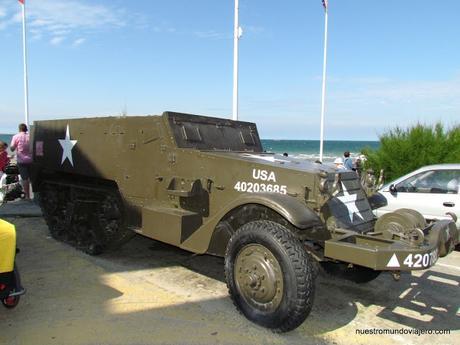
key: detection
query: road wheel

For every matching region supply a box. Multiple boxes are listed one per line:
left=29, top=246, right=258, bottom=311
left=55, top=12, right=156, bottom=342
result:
left=225, top=220, right=315, bottom=332
left=39, top=183, right=70, bottom=242
left=40, top=181, right=134, bottom=255
left=96, top=191, right=135, bottom=251
left=2, top=295, right=20, bottom=309
left=321, top=262, right=381, bottom=284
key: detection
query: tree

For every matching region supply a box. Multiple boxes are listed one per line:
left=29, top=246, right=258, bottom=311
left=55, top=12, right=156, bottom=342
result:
left=363, top=123, right=460, bottom=182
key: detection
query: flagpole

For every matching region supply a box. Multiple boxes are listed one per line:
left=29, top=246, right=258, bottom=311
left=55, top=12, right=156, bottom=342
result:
left=232, top=0, right=239, bottom=121
left=21, top=0, right=30, bottom=126
left=319, top=3, right=328, bottom=162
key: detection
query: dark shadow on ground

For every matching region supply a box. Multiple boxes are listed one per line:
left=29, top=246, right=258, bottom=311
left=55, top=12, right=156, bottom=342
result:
left=98, top=225, right=460, bottom=333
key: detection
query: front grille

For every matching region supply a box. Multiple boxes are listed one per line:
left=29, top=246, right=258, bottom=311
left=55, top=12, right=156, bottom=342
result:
left=326, top=171, right=376, bottom=233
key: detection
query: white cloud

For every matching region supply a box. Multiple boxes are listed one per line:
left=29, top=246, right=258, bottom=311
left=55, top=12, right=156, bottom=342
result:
left=72, top=38, right=86, bottom=47
left=193, top=30, right=228, bottom=40
left=244, top=25, right=265, bottom=35
left=151, top=25, right=177, bottom=35
left=0, top=0, right=126, bottom=45
left=50, top=36, right=64, bottom=46
left=28, top=1, right=126, bottom=30
left=320, top=74, right=460, bottom=132
left=330, top=76, right=460, bottom=107
left=0, top=4, right=20, bottom=30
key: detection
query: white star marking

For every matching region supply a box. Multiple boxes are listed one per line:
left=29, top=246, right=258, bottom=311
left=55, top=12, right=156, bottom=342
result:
left=58, top=124, right=77, bottom=166
left=336, top=182, right=364, bottom=222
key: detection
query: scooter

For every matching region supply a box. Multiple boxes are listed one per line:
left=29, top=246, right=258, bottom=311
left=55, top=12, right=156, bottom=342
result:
left=0, top=208, right=26, bottom=309
left=0, top=261, right=25, bottom=308
left=0, top=163, right=25, bottom=204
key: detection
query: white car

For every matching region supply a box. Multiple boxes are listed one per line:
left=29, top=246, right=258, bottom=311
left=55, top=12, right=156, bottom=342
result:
left=374, top=164, right=460, bottom=228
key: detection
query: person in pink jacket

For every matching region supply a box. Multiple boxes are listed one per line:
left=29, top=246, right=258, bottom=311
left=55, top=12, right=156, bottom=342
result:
left=10, top=124, right=32, bottom=199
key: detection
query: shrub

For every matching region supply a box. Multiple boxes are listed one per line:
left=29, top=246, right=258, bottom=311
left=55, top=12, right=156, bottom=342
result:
left=362, top=123, right=460, bottom=182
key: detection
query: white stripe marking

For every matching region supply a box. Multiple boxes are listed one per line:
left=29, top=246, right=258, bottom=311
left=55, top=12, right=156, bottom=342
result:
left=436, top=263, right=460, bottom=271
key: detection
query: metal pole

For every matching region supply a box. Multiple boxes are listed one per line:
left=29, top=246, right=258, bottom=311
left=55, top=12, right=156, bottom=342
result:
left=319, top=6, right=328, bottom=162
left=21, top=1, right=30, bottom=126
left=232, top=0, right=239, bottom=121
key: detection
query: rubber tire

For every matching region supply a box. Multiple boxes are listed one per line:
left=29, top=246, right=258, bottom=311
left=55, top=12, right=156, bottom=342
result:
left=2, top=295, right=20, bottom=309
left=321, top=262, right=381, bottom=284
left=1, top=269, right=21, bottom=309
left=225, top=220, right=315, bottom=332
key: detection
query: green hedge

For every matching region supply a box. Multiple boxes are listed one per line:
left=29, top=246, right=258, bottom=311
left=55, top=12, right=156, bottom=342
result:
left=362, top=123, right=460, bottom=182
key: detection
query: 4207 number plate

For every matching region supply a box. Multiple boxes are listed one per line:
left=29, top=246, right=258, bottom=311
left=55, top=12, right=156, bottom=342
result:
left=402, top=249, right=439, bottom=269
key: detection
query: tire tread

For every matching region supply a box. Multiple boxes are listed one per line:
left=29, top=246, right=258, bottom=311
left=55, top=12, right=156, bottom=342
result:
left=225, top=220, right=315, bottom=332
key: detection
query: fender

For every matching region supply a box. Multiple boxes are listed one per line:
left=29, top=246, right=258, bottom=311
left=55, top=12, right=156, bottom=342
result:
left=223, top=192, right=323, bottom=230
left=180, top=192, right=323, bottom=254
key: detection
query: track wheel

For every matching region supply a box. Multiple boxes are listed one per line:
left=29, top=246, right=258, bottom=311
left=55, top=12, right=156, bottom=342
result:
left=97, top=191, right=134, bottom=250
left=225, top=220, right=315, bottom=332
left=39, top=184, right=69, bottom=241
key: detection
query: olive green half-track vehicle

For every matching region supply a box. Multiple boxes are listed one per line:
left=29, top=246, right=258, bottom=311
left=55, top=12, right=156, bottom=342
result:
left=31, top=112, right=459, bottom=332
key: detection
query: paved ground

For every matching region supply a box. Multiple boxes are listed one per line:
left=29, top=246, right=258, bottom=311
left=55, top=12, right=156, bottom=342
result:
left=0, top=200, right=459, bottom=345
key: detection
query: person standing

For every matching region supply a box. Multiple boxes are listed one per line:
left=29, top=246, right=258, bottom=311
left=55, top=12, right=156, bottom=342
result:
left=10, top=123, right=32, bottom=199
left=343, top=151, right=353, bottom=170
left=333, top=157, right=345, bottom=170
left=0, top=141, right=9, bottom=174
left=0, top=141, right=10, bottom=188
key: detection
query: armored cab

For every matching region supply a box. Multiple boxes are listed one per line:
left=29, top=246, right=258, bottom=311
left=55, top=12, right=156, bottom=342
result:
left=31, top=111, right=459, bottom=332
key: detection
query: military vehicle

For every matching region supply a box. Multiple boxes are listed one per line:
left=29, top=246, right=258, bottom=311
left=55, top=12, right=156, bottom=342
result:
left=31, top=111, right=459, bottom=332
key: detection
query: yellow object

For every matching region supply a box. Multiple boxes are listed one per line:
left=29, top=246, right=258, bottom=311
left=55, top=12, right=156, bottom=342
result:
left=0, top=219, right=16, bottom=274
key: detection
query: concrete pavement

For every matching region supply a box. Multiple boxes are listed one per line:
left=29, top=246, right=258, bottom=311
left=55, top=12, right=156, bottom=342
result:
left=0, top=201, right=458, bottom=345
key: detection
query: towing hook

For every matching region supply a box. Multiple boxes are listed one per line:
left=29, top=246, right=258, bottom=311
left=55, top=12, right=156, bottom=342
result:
left=391, top=271, right=401, bottom=281
left=446, top=212, right=458, bottom=223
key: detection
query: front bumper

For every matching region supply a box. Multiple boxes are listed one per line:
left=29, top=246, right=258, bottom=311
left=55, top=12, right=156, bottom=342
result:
left=324, top=220, right=458, bottom=271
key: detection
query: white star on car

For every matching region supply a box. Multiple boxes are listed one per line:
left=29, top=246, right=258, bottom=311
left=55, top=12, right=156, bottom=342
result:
left=58, top=124, right=77, bottom=166
left=336, top=182, right=364, bottom=222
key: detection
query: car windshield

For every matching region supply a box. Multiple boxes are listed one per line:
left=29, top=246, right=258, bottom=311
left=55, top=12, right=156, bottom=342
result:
left=395, top=169, right=460, bottom=194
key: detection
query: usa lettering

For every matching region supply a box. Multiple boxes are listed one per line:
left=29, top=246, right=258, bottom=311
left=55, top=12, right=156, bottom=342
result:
left=252, top=169, right=277, bottom=182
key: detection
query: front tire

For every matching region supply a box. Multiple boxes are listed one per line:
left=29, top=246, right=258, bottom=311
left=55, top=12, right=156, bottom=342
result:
left=225, top=220, right=315, bottom=332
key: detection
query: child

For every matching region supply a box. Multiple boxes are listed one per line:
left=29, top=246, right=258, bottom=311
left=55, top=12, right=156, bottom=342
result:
left=0, top=141, right=9, bottom=175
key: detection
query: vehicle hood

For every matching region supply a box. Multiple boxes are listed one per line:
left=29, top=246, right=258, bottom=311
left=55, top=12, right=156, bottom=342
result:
left=203, top=151, right=336, bottom=174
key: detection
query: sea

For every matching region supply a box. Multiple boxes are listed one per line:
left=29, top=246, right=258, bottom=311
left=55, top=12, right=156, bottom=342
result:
left=0, top=133, right=379, bottom=162
left=261, top=139, right=379, bottom=162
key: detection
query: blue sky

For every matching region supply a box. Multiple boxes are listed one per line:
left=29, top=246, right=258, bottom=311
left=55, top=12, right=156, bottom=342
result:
left=1, top=0, right=459, bottom=140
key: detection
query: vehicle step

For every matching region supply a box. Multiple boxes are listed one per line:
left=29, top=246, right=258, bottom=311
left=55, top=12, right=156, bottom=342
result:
left=140, top=206, right=203, bottom=246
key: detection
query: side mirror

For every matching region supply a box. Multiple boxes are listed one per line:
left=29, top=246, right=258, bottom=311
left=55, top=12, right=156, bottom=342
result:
left=389, top=184, right=397, bottom=194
